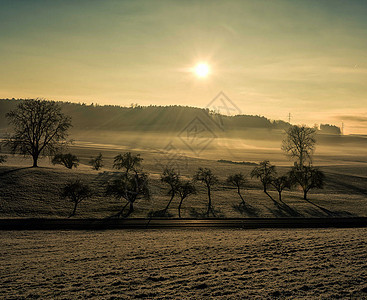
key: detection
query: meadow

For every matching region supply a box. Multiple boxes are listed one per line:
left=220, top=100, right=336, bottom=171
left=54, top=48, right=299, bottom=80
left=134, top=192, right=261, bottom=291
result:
left=1, top=129, right=366, bottom=219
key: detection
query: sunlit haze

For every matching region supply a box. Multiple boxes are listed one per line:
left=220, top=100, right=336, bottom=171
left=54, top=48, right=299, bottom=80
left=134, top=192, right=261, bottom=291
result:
left=0, top=0, right=366, bottom=134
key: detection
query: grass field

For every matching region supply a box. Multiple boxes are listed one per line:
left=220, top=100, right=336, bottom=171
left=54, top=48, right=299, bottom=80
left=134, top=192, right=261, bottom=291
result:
left=1, top=131, right=366, bottom=219
left=1, top=228, right=367, bottom=299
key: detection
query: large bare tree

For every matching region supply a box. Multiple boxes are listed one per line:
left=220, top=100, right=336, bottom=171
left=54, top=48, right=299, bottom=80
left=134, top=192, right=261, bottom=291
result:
left=4, top=99, right=71, bottom=167
left=282, top=125, right=316, bottom=167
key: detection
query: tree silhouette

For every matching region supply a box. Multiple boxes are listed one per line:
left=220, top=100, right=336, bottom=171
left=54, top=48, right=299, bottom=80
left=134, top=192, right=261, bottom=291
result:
left=4, top=99, right=71, bottom=167
left=61, top=179, right=92, bottom=217
left=226, top=173, right=247, bottom=206
left=177, top=181, right=196, bottom=218
left=289, top=165, right=325, bottom=200
left=251, top=160, right=277, bottom=202
left=113, top=152, right=142, bottom=174
left=107, top=152, right=149, bottom=217
left=282, top=125, right=316, bottom=167
left=106, top=172, right=150, bottom=217
left=52, top=153, right=79, bottom=169
left=89, top=152, right=103, bottom=170
left=160, top=167, right=180, bottom=214
left=270, top=175, right=291, bottom=202
left=194, top=168, right=218, bottom=217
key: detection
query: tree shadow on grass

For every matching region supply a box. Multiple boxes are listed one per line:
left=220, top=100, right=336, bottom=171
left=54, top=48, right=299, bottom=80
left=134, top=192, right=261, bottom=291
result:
left=232, top=203, right=260, bottom=217
left=0, top=166, right=33, bottom=177
left=305, top=199, right=335, bottom=216
left=189, top=207, right=225, bottom=218
left=304, top=199, right=356, bottom=217
left=104, top=202, right=131, bottom=219
left=147, top=209, right=174, bottom=218
left=266, top=200, right=303, bottom=218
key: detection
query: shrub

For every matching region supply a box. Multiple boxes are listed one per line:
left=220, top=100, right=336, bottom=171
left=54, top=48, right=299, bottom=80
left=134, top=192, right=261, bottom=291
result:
left=89, top=152, right=103, bottom=170
left=60, top=179, right=93, bottom=217
left=52, top=153, right=79, bottom=169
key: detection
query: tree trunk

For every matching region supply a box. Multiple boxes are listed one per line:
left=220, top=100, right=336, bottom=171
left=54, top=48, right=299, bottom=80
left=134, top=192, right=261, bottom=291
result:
left=164, top=192, right=175, bottom=214
left=209, top=205, right=216, bottom=217
left=264, top=188, right=275, bottom=203
left=278, top=191, right=282, bottom=202
left=126, top=202, right=134, bottom=217
left=32, top=153, right=39, bottom=167
left=207, top=186, right=212, bottom=217
left=116, top=201, right=129, bottom=218
left=178, top=198, right=183, bottom=218
left=303, top=190, right=307, bottom=200
left=237, top=187, right=245, bottom=206
left=69, top=202, right=78, bottom=217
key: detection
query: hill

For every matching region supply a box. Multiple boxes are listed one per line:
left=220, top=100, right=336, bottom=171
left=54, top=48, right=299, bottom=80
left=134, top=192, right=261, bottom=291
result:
left=0, top=98, right=335, bottom=133
left=1, top=148, right=366, bottom=219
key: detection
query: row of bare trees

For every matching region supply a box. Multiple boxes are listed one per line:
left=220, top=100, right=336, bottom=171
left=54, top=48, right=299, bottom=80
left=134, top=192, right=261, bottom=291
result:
left=60, top=156, right=325, bottom=218
left=250, top=160, right=324, bottom=202
left=100, top=124, right=325, bottom=218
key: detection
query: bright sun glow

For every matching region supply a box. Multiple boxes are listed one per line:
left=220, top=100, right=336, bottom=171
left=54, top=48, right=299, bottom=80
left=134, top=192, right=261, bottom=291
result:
left=195, top=63, right=210, bottom=78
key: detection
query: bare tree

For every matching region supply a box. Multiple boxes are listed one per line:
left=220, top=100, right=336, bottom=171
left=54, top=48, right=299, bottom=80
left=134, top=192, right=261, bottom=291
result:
left=282, top=125, right=325, bottom=200
left=4, top=99, right=71, bottom=167
left=160, top=167, right=180, bottom=214
left=113, top=152, right=142, bottom=174
left=270, top=175, right=291, bottom=202
left=194, top=168, right=218, bottom=217
left=107, top=152, right=149, bottom=217
left=89, top=152, right=103, bottom=170
left=289, top=165, right=325, bottom=200
left=52, top=153, right=79, bottom=169
left=61, top=179, right=92, bottom=217
left=177, top=181, right=196, bottom=218
left=106, top=172, right=150, bottom=217
left=282, top=125, right=316, bottom=167
left=250, top=160, right=277, bottom=202
left=226, top=173, right=247, bottom=206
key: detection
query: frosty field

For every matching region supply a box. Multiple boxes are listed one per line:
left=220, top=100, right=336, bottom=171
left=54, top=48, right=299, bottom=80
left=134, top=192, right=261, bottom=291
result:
left=1, top=228, right=367, bottom=299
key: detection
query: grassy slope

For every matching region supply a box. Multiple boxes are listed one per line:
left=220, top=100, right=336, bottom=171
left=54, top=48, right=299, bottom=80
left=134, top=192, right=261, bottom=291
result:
left=1, top=142, right=366, bottom=218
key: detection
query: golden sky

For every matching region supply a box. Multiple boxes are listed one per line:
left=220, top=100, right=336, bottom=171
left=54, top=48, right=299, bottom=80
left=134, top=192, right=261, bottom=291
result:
left=0, top=0, right=366, bottom=134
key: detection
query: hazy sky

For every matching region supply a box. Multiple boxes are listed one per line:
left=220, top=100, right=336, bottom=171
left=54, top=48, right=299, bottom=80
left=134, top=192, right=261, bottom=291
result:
left=0, top=0, right=366, bottom=134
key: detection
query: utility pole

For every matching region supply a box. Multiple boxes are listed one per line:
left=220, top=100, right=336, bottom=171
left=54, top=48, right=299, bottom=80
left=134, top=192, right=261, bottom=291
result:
left=288, top=113, right=291, bottom=124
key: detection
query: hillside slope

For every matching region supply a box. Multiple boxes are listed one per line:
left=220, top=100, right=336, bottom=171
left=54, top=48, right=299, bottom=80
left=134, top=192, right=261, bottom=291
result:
left=1, top=153, right=366, bottom=219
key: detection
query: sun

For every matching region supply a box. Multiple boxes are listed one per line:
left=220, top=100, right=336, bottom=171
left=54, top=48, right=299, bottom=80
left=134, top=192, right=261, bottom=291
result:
left=194, top=63, right=210, bottom=78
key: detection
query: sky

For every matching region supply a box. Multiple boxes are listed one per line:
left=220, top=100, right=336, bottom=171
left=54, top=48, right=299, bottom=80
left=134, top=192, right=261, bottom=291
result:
left=0, top=0, right=366, bottom=134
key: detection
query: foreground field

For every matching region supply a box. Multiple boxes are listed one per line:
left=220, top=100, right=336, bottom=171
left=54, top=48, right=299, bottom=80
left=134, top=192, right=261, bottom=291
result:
left=1, top=228, right=367, bottom=299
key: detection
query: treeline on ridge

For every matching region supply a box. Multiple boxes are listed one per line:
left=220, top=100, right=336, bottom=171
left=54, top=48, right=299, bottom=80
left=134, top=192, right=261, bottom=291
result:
left=0, top=98, right=339, bottom=133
